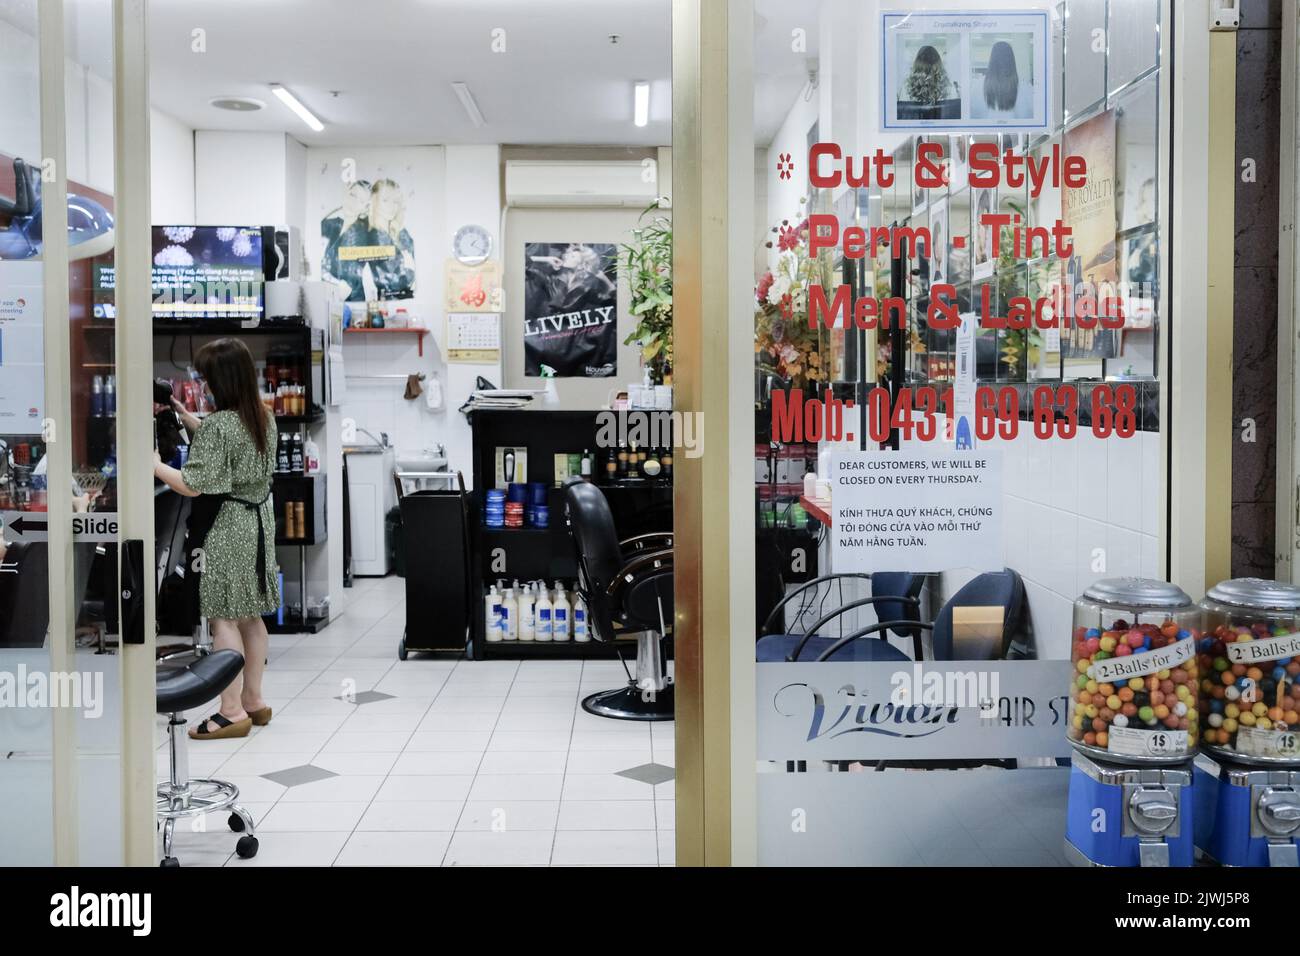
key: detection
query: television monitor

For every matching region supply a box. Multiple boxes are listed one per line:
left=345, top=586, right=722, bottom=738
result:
left=94, top=225, right=270, bottom=319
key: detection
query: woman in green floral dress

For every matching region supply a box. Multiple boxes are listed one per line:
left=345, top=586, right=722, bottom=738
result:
left=154, top=338, right=280, bottom=739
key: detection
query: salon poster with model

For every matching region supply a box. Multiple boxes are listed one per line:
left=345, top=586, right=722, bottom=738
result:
left=1062, top=109, right=1120, bottom=360
left=523, top=242, right=618, bottom=378
left=321, top=175, right=416, bottom=302
left=881, top=10, right=1048, bottom=132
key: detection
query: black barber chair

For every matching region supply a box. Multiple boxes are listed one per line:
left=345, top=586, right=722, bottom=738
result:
left=563, top=478, right=674, bottom=721
left=155, top=650, right=259, bottom=866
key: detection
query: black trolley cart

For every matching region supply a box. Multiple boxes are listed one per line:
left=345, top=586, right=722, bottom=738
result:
left=392, top=470, right=474, bottom=659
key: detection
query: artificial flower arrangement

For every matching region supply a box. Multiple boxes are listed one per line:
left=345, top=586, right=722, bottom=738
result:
left=754, top=199, right=835, bottom=390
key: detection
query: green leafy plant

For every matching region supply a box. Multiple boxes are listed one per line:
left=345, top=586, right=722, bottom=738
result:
left=619, top=200, right=673, bottom=384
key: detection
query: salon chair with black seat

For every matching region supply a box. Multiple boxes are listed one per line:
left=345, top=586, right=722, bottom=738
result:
left=563, top=478, right=674, bottom=721
left=155, top=649, right=259, bottom=866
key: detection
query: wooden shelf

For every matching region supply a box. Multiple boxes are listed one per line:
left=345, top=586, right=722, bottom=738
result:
left=343, top=326, right=430, bottom=356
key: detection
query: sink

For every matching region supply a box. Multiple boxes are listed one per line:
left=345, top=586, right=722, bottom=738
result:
left=395, top=450, right=446, bottom=472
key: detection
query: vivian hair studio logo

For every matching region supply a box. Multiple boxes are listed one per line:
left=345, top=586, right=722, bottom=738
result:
left=774, top=667, right=1003, bottom=743
left=50, top=886, right=151, bottom=936
left=0, top=666, right=104, bottom=718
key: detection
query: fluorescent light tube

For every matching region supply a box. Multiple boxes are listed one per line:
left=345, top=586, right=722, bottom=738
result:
left=270, top=84, right=324, bottom=132
left=452, top=82, right=486, bottom=128
left=634, top=81, right=650, bottom=127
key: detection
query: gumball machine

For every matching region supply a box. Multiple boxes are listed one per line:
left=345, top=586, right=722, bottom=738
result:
left=1193, top=579, right=1300, bottom=867
left=1064, top=578, right=1202, bottom=867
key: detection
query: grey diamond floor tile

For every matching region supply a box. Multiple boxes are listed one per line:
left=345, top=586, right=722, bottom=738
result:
left=615, top=762, right=675, bottom=786
left=261, top=764, right=339, bottom=788
left=337, top=690, right=395, bottom=705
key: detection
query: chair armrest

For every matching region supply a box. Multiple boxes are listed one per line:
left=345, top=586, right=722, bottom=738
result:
left=757, top=572, right=874, bottom=636
left=620, top=532, right=674, bottom=555
left=606, top=547, right=674, bottom=597
left=812, top=621, right=934, bottom=662
left=605, top=549, right=674, bottom=630
left=784, top=595, right=923, bottom=661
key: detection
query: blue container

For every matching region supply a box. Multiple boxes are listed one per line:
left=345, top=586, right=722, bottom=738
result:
left=1065, top=751, right=1196, bottom=866
left=1195, top=757, right=1300, bottom=866
left=528, top=481, right=548, bottom=506
left=507, top=482, right=527, bottom=504
left=530, top=506, right=549, bottom=529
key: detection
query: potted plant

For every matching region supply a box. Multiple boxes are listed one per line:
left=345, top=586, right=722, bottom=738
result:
left=754, top=201, right=834, bottom=390
left=620, top=200, right=673, bottom=385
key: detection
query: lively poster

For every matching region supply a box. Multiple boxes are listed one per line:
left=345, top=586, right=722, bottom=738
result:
left=1061, top=108, right=1119, bottom=360
left=321, top=175, right=416, bottom=302
left=523, top=242, right=618, bottom=378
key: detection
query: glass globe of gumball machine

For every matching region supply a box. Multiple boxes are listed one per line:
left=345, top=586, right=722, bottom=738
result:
left=1193, top=578, right=1300, bottom=867
left=1064, top=578, right=1202, bottom=867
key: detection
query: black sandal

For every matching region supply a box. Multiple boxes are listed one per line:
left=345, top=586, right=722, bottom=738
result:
left=188, top=712, right=252, bottom=740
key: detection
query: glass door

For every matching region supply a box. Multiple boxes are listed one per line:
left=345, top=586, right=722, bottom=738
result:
left=0, top=0, right=154, bottom=866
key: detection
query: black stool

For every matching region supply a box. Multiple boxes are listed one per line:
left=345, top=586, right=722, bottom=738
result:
left=156, top=649, right=259, bottom=866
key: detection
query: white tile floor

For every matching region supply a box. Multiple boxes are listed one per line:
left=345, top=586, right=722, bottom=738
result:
left=162, top=575, right=676, bottom=867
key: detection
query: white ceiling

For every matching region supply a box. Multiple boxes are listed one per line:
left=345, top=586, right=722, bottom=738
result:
left=0, top=0, right=816, bottom=149
left=147, top=0, right=672, bottom=146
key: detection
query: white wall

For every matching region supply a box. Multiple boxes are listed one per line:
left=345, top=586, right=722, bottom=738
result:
left=194, top=131, right=294, bottom=224
left=150, top=110, right=195, bottom=223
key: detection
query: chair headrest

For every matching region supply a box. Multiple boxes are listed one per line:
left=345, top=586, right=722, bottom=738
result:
left=563, top=480, right=622, bottom=592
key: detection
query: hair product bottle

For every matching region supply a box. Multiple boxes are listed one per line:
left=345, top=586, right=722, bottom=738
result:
left=552, top=584, right=571, bottom=642
left=485, top=585, right=502, bottom=643
left=519, top=583, right=536, bottom=642
left=535, top=586, right=553, bottom=642
left=573, top=591, right=589, bottom=643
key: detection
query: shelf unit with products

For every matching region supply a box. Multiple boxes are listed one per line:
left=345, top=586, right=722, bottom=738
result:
left=467, top=408, right=673, bottom=659
left=153, top=320, right=331, bottom=633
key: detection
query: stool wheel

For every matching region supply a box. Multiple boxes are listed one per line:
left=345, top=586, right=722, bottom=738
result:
left=236, top=835, right=259, bottom=859
left=398, top=634, right=408, bottom=661
left=228, top=812, right=245, bottom=832
left=160, top=857, right=180, bottom=868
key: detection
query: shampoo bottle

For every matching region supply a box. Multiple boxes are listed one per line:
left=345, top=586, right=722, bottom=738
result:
left=485, top=585, right=502, bottom=643
left=552, top=584, right=571, bottom=643
left=502, top=587, right=518, bottom=641
left=519, top=583, right=536, bottom=642
left=573, top=591, right=589, bottom=643
left=535, top=585, right=553, bottom=642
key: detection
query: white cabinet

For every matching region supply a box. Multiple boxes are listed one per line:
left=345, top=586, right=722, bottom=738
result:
left=347, top=448, right=395, bottom=576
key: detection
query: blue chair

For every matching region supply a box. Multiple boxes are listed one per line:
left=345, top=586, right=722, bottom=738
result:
left=756, top=572, right=925, bottom=662
left=810, top=569, right=1026, bottom=663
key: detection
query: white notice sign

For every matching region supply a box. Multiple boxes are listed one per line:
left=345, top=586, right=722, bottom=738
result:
left=831, top=451, right=1003, bottom=573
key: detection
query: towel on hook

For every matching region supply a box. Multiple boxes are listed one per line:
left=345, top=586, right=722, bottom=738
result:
left=403, top=374, right=424, bottom=400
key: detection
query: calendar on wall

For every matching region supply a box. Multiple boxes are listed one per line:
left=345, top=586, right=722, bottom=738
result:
left=446, top=312, right=501, bottom=364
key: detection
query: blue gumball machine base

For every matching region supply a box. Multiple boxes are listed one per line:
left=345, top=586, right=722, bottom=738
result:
left=1194, top=757, right=1300, bottom=867
left=1064, top=751, right=1195, bottom=867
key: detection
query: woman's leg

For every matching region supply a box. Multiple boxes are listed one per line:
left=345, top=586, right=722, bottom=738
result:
left=202, top=617, right=249, bottom=729
left=236, top=616, right=269, bottom=713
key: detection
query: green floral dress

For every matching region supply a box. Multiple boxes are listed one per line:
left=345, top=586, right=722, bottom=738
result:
left=181, top=411, right=281, bottom=619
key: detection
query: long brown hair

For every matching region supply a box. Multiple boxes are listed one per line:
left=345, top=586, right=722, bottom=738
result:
left=194, top=338, right=269, bottom=455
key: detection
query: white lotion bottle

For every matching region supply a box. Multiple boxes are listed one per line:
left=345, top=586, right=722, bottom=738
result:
left=485, top=585, right=502, bottom=643
left=552, top=584, right=571, bottom=642
left=502, top=587, right=519, bottom=641
left=535, top=586, right=553, bottom=642
left=573, top=591, right=589, bottom=643
left=519, top=583, right=536, bottom=642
